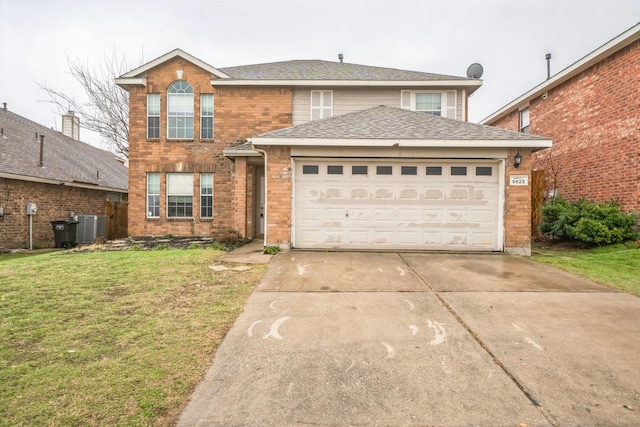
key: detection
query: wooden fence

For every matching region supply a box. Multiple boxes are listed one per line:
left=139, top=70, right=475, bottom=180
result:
left=105, top=201, right=128, bottom=240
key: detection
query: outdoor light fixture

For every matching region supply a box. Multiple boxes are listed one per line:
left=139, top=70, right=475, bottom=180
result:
left=514, top=152, right=522, bottom=168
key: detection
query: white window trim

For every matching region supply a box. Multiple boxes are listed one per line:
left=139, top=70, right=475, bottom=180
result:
left=166, top=173, right=194, bottom=218
left=310, top=90, right=333, bottom=121
left=167, top=81, right=194, bottom=140
left=200, top=173, right=214, bottom=218
left=400, top=90, right=457, bottom=119
left=146, top=172, right=160, bottom=218
left=147, top=94, right=160, bottom=139
left=200, top=94, right=214, bottom=140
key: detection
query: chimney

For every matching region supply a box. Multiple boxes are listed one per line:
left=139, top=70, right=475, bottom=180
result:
left=62, top=111, right=80, bottom=140
left=2, top=102, right=6, bottom=111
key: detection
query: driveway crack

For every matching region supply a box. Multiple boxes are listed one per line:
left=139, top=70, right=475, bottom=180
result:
left=397, top=253, right=560, bottom=427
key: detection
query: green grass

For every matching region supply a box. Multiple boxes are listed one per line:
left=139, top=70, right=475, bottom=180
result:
left=532, top=242, right=640, bottom=296
left=0, top=249, right=266, bottom=426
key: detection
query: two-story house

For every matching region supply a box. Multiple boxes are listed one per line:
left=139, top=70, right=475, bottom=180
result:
left=482, top=22, right=640, bottom=215
left=116, top=49, right=550, bottom=255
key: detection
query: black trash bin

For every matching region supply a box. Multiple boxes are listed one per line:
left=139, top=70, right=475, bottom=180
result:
left=51, top=220, right=79, bottom=248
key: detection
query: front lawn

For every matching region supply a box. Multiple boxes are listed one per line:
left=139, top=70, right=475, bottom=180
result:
left=0, top=248, right=266, bottom=426
left=531, top=242, right=640, bottom=296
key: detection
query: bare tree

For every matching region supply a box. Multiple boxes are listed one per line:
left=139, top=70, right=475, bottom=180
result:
left=38, top=50, right=140, bottom=158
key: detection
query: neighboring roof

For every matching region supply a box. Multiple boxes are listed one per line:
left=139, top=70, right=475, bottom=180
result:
left=116, top=49, right=482, bottom=94
left=481, top=22, right=640, bottom=124
left=222, top=141, right=261, bottom=157
left=0, top=107, right=128, bottom=192
left=250, top=106, right=551, bottom=149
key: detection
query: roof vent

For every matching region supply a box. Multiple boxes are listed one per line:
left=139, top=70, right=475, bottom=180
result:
left=338, top=53, right=344, bottom=63
left=545, top=53, right=552, bottom=79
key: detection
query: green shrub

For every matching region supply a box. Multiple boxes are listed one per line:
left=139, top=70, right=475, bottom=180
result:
left=540, top=197, right=638, bottom=245
left=264, top=245, right=280, bottom=255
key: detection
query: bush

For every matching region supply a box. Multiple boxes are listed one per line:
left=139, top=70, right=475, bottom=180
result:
left=540, top=197, right=638, bottom=245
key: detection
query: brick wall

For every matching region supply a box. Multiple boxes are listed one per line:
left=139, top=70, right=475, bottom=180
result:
left=262, top=146, right=292, bottom=248
left=126, top=57, right=292, bottom=237
left=0, top=178, right=112, bottom=248
left=504, top=148, right=533, bottom=254
left=490, top=40, right=640, bottom=213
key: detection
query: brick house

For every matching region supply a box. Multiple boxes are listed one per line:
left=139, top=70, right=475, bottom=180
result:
left=482, top=22, right=640, bottom=215
left=0, top=105, right=128, bottom=249
left=117, top=49, right=550, bottom=255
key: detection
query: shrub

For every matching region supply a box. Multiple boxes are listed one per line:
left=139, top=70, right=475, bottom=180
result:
left=540, top=197, right=638, bottom=245
left=264, top=245, right=280, bottom=255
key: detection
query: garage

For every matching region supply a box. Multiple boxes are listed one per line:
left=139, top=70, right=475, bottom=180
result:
left=294, top=159, right=502, bottom=251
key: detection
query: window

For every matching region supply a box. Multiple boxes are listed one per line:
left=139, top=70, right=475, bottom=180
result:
left=327, top=165, right=343, bottom=175
left=167, top=81, right=194, bottom=139
left=200, top=173, right=213, bottom=218
left=352, top=166, right=368, bottom=175
left=401, top=91, right=457, bottom=118
left=147, top=94, right=160, bottom=139
left=147, top=173, right=160, bottom=218
left=167, top=173, right=193, bottom=217
left=401, top=166, right=417, bottom=175
left=416, top=93, right=442, bottom=116
left=520, top=108, right=530, bottom=134
left=201, top=94, right=214, bottom=139
left=376, top=166, right=393, bottom=175
left=302, top=165, right=319, bottom=174
left=311, top=91, right=332, bottom=120
left=476, top=166, right=493, bottom=176
left=451, top=166, right=467, bottom=176
left=426, top=166, right=442, bottom=176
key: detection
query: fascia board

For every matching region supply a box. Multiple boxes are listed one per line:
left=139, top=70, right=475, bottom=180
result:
left=222, top=148, right=262, bottom=157
left=250, top=137, right=552, bottom=148
left=114, top=77, right=147, bottom=89
left=481, top=22, right=640, bottom=124
left=212, top=79, right=482, bottom=90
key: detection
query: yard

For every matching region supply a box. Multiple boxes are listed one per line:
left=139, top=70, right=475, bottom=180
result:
left=1, top=242, right=638, bottom=426
left=0, top=247, right=266, bottom=426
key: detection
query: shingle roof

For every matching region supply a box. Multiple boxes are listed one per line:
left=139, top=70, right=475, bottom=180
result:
left=0, top=108, right=128, bottom=191
left=253, top=106, right=549, bottom=141
left=219, top=60, right=467, bottom=81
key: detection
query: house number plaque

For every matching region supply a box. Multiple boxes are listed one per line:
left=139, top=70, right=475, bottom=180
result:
left=510, top=175, right=528, bottom=186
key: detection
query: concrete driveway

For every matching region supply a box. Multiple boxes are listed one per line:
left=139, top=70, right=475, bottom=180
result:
left=177, top=252, right=640, bottom=427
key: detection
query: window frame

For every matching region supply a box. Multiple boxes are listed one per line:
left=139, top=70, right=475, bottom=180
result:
left=146, top=173, right=160, bottom=218
left=310, top=90, right=333, bottom=121
left=147, top=94, right=160, bottom=139
left=519, top=107, right=530, bottom=134
left=200, top=173, right=213, bottom=218
left=401, top=90, right=457, bottom=119
left=166, top=173, right=194, bottom=218
left=167, top=81, right=194, bottom=140
left=200, top=94, right=214, bottom=140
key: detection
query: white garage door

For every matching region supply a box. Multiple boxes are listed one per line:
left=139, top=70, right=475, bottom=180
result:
left=293, top=159, right=502, bottom=251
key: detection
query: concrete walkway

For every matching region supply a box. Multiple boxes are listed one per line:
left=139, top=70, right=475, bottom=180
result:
left=177, top=251, right=640, bottom=427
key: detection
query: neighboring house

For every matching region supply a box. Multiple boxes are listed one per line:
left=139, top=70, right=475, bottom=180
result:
left=0, top=105, right=128, bottom=249
left=116, top=49, right=550, bottom=255
left=482, top=22, right=640, bottom=215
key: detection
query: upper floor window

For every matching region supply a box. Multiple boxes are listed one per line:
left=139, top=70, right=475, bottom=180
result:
left=520, top=107, right=530, bottom=134
left=401, top=90, right=457, bottom=119
left=311, top=91, right=332, bottom=120
left=167, top=81, right=194, bottom=139
left=147, top=94, right=160, bottom=139
left=200, top=94, right=214, bottom=139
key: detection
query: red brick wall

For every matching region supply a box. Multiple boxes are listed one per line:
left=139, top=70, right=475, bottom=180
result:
left=0, top=178, right=113, bottom=248
left=262, top=146, right=292, bottom=247
left=504, top=148, right=533, bottom=253
left=490, top=40, right=640, bottom=213
left=126, top=58, right=292, bottom=237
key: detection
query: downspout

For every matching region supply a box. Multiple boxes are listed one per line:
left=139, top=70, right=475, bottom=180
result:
left=253, top=145, right=268, bottom=248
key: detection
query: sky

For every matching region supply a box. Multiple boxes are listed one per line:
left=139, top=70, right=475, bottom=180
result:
left=1, top=0, right=638, bottom=151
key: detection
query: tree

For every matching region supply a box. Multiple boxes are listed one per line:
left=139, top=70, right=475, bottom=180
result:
left=38, top=50, right=140, bottom=158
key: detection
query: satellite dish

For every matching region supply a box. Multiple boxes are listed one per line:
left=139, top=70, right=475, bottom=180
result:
left=466, top=63, right=484, bottom=79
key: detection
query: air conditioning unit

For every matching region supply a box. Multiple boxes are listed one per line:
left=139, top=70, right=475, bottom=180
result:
left=76, top=215, right=107, bottom=244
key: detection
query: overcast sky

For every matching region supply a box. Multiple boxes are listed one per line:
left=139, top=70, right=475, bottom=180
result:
left=1, top=0, right=638, bottom=150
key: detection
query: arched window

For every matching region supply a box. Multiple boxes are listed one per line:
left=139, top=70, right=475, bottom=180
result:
left=167, top=81, right=194, bottom=139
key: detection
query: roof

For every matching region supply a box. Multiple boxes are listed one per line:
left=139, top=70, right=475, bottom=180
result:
left=250, top=106, right=551, bottom=149
left=116, top=49, right=482, bottom=93
left=481, top=22, right=640, bottom=124
left=0, top=108, right=128, bottom=192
